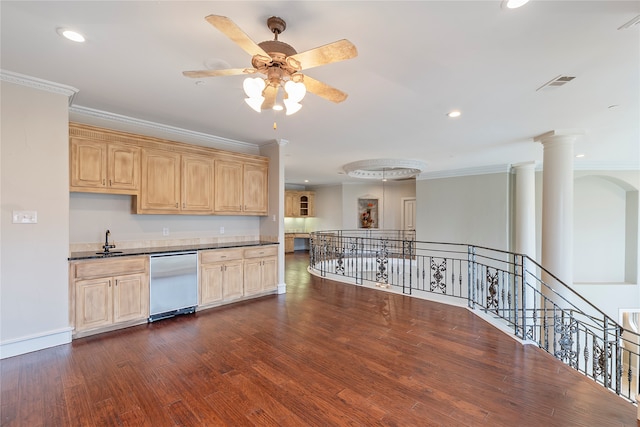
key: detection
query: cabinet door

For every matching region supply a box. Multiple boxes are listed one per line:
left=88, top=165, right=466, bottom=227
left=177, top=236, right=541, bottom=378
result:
left=200, top=264, right=224, bottom=305
left=75, top=277, right=112, bottom=331
left=113, top=273, right=148, bottom=323
left=108, top=143, right=139, bottom=192
left=243, top=258, right=263, bottom=296
left=214, top=160, right=243, bottom=213
left=285, top=191, right=297, bottom=217
left=140, top=149, right=181, bottom=212
left=223, top=260, right=244, bottom=301
left=261, top=256, right=278, bottom=292
left=243, top=163, right=268, bottom=214
left=70, top=139, right=107, bottom=189
left=285, top=235, right=295, bottom=253
left=307, top=192, right=316, bottom=217
left=182, top=154, right=213, bottom=213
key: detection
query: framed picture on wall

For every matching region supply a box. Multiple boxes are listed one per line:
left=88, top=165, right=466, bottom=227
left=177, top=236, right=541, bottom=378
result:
left=358, top=198, right=378, bottom=228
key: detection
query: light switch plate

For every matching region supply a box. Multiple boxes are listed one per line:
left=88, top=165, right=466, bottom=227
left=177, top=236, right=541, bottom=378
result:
left=12, top=210, right=37, bottom=224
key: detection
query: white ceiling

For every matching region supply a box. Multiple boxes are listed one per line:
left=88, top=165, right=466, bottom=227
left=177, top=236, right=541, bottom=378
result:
left=1, top=1, right=638, bottom=185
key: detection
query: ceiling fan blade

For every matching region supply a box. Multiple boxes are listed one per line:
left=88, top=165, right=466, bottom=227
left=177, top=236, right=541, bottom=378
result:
left=182, top=68, right=256, bottom=78
left=303, top=76, right=348, bottom=103
left=205, top=15, right=269, bottom=58
left=290, top=39, right=357, bottom=71
left=262, top=85, right=278, bottom=110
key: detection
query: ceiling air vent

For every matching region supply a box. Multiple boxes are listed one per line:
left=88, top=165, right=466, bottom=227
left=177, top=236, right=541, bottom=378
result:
left=618, top=15, right=640, bottom=31
left=536, top=75, right=576, bottom=91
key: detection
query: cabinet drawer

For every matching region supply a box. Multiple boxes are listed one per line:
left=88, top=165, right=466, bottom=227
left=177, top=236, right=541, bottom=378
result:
left=243, top=245, right=278, bottom=259
left=73, top=257, right=147, bottom=279
left=200, top=248, right=244, bottom=264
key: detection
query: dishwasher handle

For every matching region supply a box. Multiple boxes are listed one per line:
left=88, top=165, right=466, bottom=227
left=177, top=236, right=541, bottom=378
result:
left=150, top=251, right=197, bottom=258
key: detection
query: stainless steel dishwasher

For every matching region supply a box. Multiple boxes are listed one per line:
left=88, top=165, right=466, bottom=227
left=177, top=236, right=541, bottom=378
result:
left=149, top=251, right=198, bottom=322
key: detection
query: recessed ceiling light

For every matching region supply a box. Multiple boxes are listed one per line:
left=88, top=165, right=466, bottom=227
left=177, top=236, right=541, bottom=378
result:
left=304, top=179, right=309, bottom=183
left=56, top=28, right=85, bottom=43
left=273, top=105, right=283, bottom=111
left=447, top=110, right=461, bottom=118
left=576, top=153, right=585, bottom=158
left=503, top=0, right=530, bottom=9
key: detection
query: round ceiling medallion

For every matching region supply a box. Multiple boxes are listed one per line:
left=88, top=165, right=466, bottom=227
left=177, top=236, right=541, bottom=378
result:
left=342, top=159, right=427, bottom=180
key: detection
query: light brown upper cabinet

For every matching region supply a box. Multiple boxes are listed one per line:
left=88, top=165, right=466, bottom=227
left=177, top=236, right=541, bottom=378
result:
left=69, top=123, right=268, bottom=216
left=285, top=190, right=315, bottom=217
left=70, top=138, right=140, bottom=194
left=136, top=149, right=213, bottom=214
left=214, top=159, right=268, bottom=216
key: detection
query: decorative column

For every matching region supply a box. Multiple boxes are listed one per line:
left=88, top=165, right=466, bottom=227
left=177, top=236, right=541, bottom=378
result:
left=513, top=161, right=536, bottom=259
left=512, top=161, right=537, bottom=338
left=534, top=130, right=582, bottom=294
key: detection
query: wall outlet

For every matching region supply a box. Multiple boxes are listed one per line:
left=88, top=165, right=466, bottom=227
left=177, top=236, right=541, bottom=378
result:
left=219, top=226, right=225, bottom=234
left=12, top=210, right=37, bottom=224
left=162, top=227, right=169, bottom=236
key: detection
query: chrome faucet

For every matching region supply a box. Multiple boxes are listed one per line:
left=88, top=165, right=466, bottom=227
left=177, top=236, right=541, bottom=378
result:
left=103, top=229, right=116, bottom=252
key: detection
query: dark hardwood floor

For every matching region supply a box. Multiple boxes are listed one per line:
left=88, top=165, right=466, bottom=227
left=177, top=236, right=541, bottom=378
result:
left=1, top=251, right=637, bottom=426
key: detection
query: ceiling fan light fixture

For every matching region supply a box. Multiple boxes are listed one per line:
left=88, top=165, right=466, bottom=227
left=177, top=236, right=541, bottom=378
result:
left=245, top=96, right=264, bottom=113
left=283, top=99, right=302, bottom=115
left=284, top=80, right=306, bottom=103
left=243, top=77, right=265, bottom=98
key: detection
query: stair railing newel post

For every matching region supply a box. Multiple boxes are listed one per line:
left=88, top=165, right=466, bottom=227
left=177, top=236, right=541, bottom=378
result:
left=520, top=255, right=527, bottom=340
left=468, top=245, right=476, bottom=309
left=603, top=316, right=611, bottom=392
left=614, top=324, right=622, bottom=396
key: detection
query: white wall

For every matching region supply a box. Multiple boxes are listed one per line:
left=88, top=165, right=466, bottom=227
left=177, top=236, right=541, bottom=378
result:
left=574, top=176, right=626, bottom=283
left=311, top=185, right=343, bottom=231
left=310, top=181, right=415, bottom=231
left=416, top=172, right=510, bottom=249
left=69, top=193, right=260, bottom=247
left=1, top=81, right=72, bottom=357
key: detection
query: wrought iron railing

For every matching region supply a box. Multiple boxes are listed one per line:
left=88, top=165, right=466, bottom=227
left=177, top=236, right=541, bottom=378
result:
left=309, top=230, right=640, bottom=404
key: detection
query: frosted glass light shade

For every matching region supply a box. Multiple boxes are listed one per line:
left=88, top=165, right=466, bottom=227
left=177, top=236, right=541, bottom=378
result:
left=243, top=77, right=266, bottom=98
left=283, top=99, right=302, bottom=115
left=284, top=80, right=306, bottom=103
left=245, top=96, right=265, bottom=113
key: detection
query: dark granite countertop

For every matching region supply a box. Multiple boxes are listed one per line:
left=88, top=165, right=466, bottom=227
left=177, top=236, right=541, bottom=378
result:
left=68, top=240, right=278, bottom=261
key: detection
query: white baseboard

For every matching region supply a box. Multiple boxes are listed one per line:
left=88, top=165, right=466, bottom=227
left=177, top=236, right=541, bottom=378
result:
left=277, top=282, right=287, bottom=294
left=0, top=327, right=73, bottom=359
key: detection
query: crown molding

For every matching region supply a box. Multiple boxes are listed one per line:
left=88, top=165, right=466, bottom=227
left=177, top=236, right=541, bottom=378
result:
left=418, top=164, right=511, bottom=180
left=573, top=161, right=640, bottom=171
left=69, top=105, right=258, bottom=153
left=0, top=70, right=79, bottom=105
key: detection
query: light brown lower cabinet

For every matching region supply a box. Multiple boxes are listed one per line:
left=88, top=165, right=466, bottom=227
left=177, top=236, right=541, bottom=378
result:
left=243, top=246, right=278, bottom=296
left=70, top=256, right=149, bottom=338
left=199, top=245, right=278, bottom=307
left=199, top=248, right=244, bottom=308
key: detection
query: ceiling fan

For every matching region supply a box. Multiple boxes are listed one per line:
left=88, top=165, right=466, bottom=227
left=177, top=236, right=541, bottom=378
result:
left=183, top=15, right=358, bottom=114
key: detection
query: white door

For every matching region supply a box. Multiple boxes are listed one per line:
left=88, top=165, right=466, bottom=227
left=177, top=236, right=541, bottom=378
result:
left=402, top=198, right=416, bottom=231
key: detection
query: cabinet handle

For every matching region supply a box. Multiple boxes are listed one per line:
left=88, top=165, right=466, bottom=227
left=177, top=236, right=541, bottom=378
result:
left=182, top=202, right=185, bottom=208
left=109, top=179, right=112, bottom=186
left=224, top=265, right=227, bottom=271
left=175, top=202, right=179, bottom=208
left=108, top=279, right=111, bottom=287
left=115, top=279, right=118, bottom=287
left=102, top=179, right=106, bottom=186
